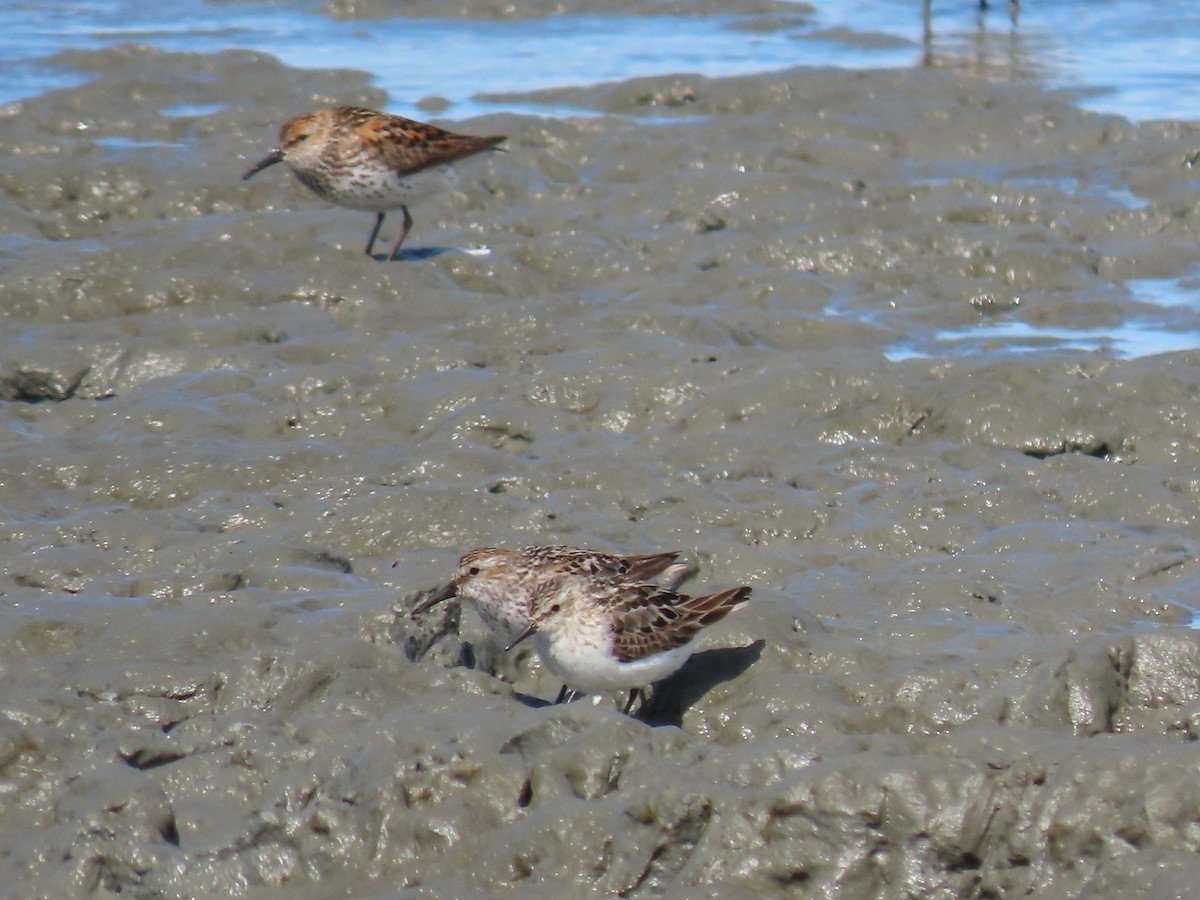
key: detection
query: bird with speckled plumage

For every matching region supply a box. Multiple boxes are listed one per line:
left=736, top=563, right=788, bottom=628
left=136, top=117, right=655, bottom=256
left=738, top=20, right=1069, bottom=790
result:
left=508, top=576, right=750, bottom=716
left=243, top=105, right=505, bottom=259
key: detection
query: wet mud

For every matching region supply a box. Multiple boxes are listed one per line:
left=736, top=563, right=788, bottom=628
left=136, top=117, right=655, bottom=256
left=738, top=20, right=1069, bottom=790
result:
left=3, top=14, right=1200, bottom=900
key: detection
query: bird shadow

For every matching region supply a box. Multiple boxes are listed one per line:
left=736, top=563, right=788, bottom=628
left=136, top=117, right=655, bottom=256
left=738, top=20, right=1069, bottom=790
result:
left=512, top=690, right=558, bottom=710
left=373, top=245, right=489, bottom=262
left=640, top=640, right=766, bottom=728
left=504, top=641, right=765, bottom=722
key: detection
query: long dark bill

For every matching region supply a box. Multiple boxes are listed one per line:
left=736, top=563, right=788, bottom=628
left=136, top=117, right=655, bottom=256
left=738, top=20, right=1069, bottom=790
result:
left=242, top=149, right=284, bottom=180
left=505, top=623, right=537, bottom=652
left=409, top=581, right=457, bottom=619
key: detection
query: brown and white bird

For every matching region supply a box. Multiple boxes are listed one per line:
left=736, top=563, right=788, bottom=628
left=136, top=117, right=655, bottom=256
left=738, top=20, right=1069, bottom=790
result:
left=411, top=545, right=686, bottom=648
left=242, top=105, right=505, bottom=259
left=508, top=577, right=751, bottom=715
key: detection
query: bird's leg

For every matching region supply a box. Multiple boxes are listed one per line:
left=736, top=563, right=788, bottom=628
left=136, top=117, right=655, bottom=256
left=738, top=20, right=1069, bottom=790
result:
left=387, top=205, right=414, bottom=260
left=622, top=688, right=643, bottom=716
left=365, top=211, right=386, bottom=258
left=554, top=684, right=571, bottom=705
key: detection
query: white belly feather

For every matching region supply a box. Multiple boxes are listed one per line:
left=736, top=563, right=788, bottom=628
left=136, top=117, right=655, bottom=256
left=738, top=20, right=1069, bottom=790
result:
left=535, top=629, right=694, bottom=693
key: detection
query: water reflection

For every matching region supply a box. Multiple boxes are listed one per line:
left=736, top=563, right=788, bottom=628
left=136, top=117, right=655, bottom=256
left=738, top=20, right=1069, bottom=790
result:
left=919, top=0, right=1038, bottom=83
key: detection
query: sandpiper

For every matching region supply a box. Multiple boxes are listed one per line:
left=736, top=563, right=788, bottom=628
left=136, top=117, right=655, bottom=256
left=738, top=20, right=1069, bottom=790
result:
left=508, top=577, right=750, bottom=716
left=242, top=106, right=505, bottom=259
left=411, top=545, right=685, bottom=647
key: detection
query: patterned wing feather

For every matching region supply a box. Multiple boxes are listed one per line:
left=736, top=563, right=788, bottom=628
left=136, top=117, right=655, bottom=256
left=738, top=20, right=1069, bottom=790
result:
left=617, top=552, right=682, bottom=582
left=522, top=546, right=681, bottom=584
left=348, top=107, right=505, bottom=175
left=611, top=585, right=750, bottom=662
left=567, top=550, right=681, bottom=582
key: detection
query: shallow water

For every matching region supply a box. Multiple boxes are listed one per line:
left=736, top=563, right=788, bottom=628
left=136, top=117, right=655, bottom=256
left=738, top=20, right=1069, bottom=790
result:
left=5, top=0, right=1200, bottom=121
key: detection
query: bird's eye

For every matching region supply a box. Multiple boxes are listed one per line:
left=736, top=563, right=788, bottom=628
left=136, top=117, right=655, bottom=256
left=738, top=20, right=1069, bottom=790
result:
left=550, top=603, right=561, bottom=613
left=468, top=566, right=480, bottom=576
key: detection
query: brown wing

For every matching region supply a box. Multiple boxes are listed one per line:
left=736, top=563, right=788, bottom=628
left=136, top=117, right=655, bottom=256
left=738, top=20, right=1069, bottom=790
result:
left=618, top=552, right=682, bottom=582
left=348, top=107, right=505, bottom=175
left=611, top=585, right=750, bottom=663
left=568, top=550, right=682, bottom=582
left=526, top=547, right=681, bottom=584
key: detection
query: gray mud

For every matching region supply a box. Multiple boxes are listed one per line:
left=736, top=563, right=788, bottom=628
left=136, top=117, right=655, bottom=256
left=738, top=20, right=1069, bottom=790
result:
left=4, top=27, right=1200, bottom=900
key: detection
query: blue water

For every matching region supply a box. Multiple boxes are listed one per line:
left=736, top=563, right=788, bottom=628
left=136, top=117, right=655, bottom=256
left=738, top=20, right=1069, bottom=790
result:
left=4, top=0, right=1200, bottom=122
left=3, top=0, right=1199, bottom=359
left=888, top=316, right=1200, bottom=362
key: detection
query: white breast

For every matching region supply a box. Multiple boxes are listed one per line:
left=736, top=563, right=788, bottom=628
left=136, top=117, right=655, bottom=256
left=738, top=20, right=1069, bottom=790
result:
left=535, top=629, right=694, bottom=693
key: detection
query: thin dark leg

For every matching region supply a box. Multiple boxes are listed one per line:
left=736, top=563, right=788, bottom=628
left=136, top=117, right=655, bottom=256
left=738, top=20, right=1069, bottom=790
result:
left=554, top=684, right=571, bottom=705
left=622, top=688, right=643, bottom=716
left=365, top=211, right=386, bottom=257
left=387, top=206, right=414, bottom=260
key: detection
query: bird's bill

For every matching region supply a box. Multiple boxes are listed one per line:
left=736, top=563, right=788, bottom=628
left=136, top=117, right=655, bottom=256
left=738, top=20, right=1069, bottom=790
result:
left=505, top=623, right=537, bottom=652
left=409, top=581, right=457, bottom=619
left=242, top=149, right=284, bottom=180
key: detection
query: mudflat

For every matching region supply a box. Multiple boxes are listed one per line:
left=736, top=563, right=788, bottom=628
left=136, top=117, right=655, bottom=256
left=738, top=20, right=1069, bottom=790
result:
left=3, top=27, right=1200, bottom=900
